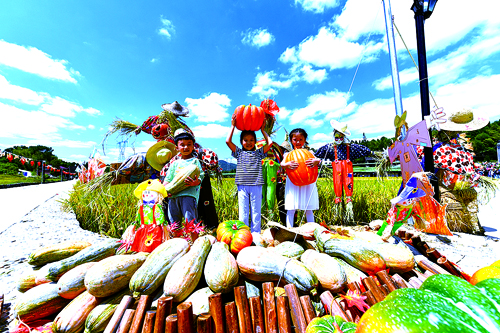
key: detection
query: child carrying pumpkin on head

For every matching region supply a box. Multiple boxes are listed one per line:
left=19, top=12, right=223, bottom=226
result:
left=280, top=128, right=321, bottom=228
left=163, top=129, right=205, bottom=226
left=226, top=115, right=272, bottom=235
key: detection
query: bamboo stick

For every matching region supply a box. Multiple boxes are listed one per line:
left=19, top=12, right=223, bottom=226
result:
left=375, top=271, right=397, bottom=293
left=165, top=314, right=178, bottom=333
left=347, top=282, right=361, bottom=294
left=437, top=256, right=462, bottom=277
left=408, top=277, right=423, bottom=289
left=298, top=295, right=316, bottom=325
left=423, top=270, right=434, bottom=278
left=209, top=293, right=225, bottom=333
left=337, top=299, right=356, bottom=323
left=426, top=248, right=442, bottom=263
left=154, top=296, right=173, bottom=333
left=391, top=274, right=410, bottom=289
left=418, top=258, right=451, bottom=275
left=262, top=282, right=278, bottom=333
left=116, top=309, right=135, bottom=333
left=104, top=295, right=133, bottom=333
left=361, top=290, right=376, bottom=307
left=177, top=302, right=194, bottom=333
left=197, top=313, right=214, bottom=333
left=142, top=311, right=156, bottom=333
left=225, top=302, right=240, bottom=333
left=276, top=296, right=292, bottom=333
left=234, top=286, right=253, bottom=333
left=319, top=291, right=349, bottom=322
left=249, top=296, right=265, bottom=333
left=129, top=295, right=152, bottom=333
left=284, top=284, right=307, bottom=333
left=361, top=278, right=385, bottom=302
left=416, top=259, right=440, bottom=275
left=412, top=269, right=428, bottom=281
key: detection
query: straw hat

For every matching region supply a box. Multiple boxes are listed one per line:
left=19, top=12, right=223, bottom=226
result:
left=440, top=108, right=489, bottom=132
left=146, top=141, right=177, bottom=171
left=161, top=101, right=190, bottom=117
left=133, top=179, right=168, bottom=199
left=330, top=120, right=351, bottom=137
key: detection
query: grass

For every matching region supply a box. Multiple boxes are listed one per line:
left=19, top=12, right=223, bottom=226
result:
left=61, top=177, right=401, bottom=238
left=0, top=174, right=62, bottom=185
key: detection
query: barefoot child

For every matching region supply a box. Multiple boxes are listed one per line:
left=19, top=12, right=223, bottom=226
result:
left=226, top=116, right=272, bottom=234
left=280, top=128, right=321, bottom=228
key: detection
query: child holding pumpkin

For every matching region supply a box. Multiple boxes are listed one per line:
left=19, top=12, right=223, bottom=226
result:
left=226, top=115, right=272, bottom=234
left=281, top=128, right=321, bottom=228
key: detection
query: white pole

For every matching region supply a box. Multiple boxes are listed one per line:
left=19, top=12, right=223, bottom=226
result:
left=382, top=0, right=405, bottom=137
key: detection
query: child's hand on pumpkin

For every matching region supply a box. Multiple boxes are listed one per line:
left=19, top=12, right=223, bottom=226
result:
left=305, top=158, right=320, bottom=168
left=184, top=175, right=200, bottom=186
left=231, top=114, right=237, bottom=127
left=286, top=161, right=299, bottom=170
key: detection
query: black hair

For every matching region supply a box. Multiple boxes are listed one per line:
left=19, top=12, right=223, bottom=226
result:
left=289, top=128, right=308, bottom=141
left=240, top=130, right=257, bottom=144
left=174, top=133, right=195, bottom=145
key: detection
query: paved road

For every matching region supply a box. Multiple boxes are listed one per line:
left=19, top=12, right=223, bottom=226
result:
left=0, top=180, right=77, bottom=234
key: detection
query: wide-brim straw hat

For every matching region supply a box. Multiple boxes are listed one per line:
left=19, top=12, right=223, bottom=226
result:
left=330, top=119, right=351, bottom=137
left=133, top=179, right=168, bottom=199
left=146, top=140, right=178, bottom=171
left=161, top=101, right=190, bottom=117
left=440, top=108, right=489, bottom=132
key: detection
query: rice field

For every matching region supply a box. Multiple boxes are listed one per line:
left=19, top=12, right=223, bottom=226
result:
left=61, top=177, right=401, bottom=238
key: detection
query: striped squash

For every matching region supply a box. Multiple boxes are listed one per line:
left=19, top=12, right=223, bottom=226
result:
left=17, top=272, right=37, bottom=293
left=28, top=241, right=92, bottom=266
left=57, top=262, right=97, bottom=299
left=13, top=283, right=71, bottom=323
left=300, top=250, right=346, bottom=292
left=284, top=149, right=318, bottom=186
left=84, top=289, right=131, bottom=333
left=274, top=242, right=305, bottom=259
left=52, top=291, right=101, bottom=333
left=204, top=242, right=239, bottom=293
left=164, top=163, right=201, bottom=195
left=129, top=238, right=190, bottom=298
left=85, top=253, right=147, bottom=298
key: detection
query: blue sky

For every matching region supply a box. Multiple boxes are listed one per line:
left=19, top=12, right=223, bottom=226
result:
left=1, top=0, right=499, bottom=165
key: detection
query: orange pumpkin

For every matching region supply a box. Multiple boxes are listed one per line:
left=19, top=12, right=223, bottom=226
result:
left=284, top=149, right=318, bottom=186
left=216, top=220, right=253, bottom=255
left=233, top=104, right=265, bottom=131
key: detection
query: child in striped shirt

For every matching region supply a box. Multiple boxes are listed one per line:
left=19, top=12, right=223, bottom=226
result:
left=226, top=116, right=272, bottom=234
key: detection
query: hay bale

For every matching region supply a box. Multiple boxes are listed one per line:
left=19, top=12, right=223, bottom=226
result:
left=440, top=187, right=481, bottom=234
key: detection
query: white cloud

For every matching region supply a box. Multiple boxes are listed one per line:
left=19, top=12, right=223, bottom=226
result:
left=249, top=71, right=297, bottom=99
left=242, top=29, right=275, bottom=48
left=0, top=40, right=80, bottom=83
left=151, top=58, right=158, bottom=63
left=88, top=124, right=95, bottom=129
left=311, top=133, right=332, bottom=142
left=295, top=0, right=340, bottom=13
left=41, top=96, right=101, bottom=117
left=191, top=124, right=232, bottom=139
left=301, top=65, right=327, bottom=84
left=0, top=74, right=47, bottom=105
left=185, top=92, right=231, bottom=122
left=287, top=90, right=351, bottom=125
left=158, top=17, right=175, bottom=39
left=69, top=154, right=87, bottom=159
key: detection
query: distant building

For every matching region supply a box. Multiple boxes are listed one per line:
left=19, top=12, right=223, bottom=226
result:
left=18, top=169, right=33, bottom=177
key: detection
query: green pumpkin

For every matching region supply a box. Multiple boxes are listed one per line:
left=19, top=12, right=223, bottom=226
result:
left=306, top=315, right=356, bottom=333
left=262, top=159, right=279, bottom=214
left=357, top=275, right=500, bottom=333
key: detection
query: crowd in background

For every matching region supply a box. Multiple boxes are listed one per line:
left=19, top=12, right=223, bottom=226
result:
left=475, top=161, right=500, bottom=178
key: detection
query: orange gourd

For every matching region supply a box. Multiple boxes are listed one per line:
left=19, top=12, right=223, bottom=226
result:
left=284, top=149, right=318, bottom=186
left=233, top=104, right=265, bottom=131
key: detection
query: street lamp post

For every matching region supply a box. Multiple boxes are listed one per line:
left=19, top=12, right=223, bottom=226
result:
left=411, top=0, right=440, bottom=201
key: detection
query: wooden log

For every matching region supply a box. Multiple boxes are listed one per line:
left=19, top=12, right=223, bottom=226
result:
left=262, top=282, right=278, bottom=333
left=375, top=271, right=397, bottom=293
left=209, top=293, right=225, bottom=333
left=154, top=296, right=173, bottom=333
left=298, top=296, right=316, bottom=325
left=129, top=295, right=152, bottom=333
left=338, top=299, right=359, bottom=323
left=416, top=259, right=440, bottom=275
left=410, top=235, right=422, bottom=246
left=276, top=296, right=292, bottom=333
left=418, top=258, right=451, bottom=275
left=347, top=282, right=361, bottom=294
left=361, top=290, right=376, bottom=307
left=391, top=274, right=410, bottom=289
left=103, top=295, right=134, bottom=333
left=198, top=313, right=214, bottom=333
left=234, top=286, right=253, bottom=333
left=166, top=314, right=178, bottom=333
left=116, top=309, right=135, bottom=333
left=361, top=278, right=385, bottom=303
left=284, top=284, right=307, bottom=333
left=335, top=299, right=353, bottom=322
left=225, top=302, right=240, bottom=333
left=249, top=296, right=265, bottom=333
left=177, top=302, right=195, bottom=333
left=423, top=270, right=435, bottom=278
left=397, top=229, right=406, bottom=239
left=437, top=256, right=462, bottom=277
left=143, top=311, right=156, bottom=333
left=319, top=291, right=349, bottom=322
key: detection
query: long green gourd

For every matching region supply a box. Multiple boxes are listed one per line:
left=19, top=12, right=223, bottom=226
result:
left=262, top=159, right=279, bottom=214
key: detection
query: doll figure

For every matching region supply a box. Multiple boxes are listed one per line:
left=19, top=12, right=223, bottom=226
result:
left=120, top=179, right=169, bottom=253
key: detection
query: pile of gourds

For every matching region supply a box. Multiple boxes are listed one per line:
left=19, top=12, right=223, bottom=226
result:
left=15, top=221, right=498, bottom=333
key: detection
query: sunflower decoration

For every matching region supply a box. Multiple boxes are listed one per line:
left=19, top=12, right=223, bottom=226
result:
left=144, top=233, right=159, bottom=247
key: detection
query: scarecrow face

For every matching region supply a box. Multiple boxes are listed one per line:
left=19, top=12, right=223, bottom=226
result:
left=334, top=131, right=345, bottom=145
left=142, top=190, right=159, bottom=207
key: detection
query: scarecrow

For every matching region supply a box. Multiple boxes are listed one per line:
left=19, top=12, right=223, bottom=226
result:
left=120, top=179, right=169, bottom=253
left=315, top=120, right=372, bottom=223
left=415, top=108, right=492, bottom=234
left=378, top=172, right=452, bottom=241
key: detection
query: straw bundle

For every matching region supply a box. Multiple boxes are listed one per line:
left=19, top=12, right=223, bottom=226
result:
left=440, top=187, right=481, bottom=234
